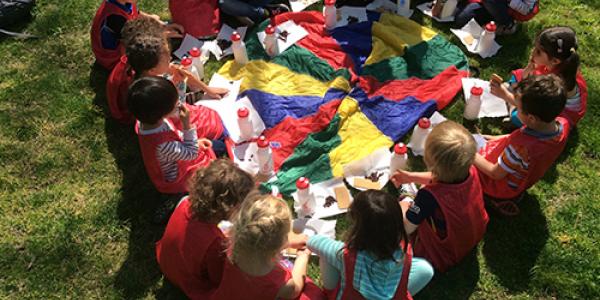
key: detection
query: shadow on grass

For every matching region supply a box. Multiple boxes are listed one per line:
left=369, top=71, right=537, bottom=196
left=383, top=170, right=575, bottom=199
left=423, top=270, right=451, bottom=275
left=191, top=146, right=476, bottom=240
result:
left=415, top=249, right=480, bottom=300
left=482, top=194, right=549, bottom=293
left=88, top=64, right=170, bottom=299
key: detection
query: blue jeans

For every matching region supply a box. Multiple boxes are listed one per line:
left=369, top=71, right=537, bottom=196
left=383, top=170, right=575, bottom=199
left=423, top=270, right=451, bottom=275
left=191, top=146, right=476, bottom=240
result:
left=454, top=0, right=513, bottom=28
left=219, top=0, right=273, bottom=22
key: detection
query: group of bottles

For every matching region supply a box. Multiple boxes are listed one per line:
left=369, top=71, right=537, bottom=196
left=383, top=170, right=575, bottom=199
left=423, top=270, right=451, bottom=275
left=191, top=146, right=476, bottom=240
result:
left=237, top=106, right=274, bottom=177
left=181, top=47, right=206, bottom=81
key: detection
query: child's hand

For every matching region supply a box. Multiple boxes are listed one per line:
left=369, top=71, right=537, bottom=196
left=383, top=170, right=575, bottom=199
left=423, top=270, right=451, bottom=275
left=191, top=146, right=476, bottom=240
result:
left=179, top=104, right=190, bottom=129
left=489, top=79, right=512, bottom=101
left=198, top=138, right=212, bottom=150
left=390, top=169, right=411, bottom=188
left=205, top=87, right=229, bottom=100
left=296, top=248, right=312, bottom=258
left=164, top=23, right=184, bottom=39
left=288, top=233, right=308, bottom=249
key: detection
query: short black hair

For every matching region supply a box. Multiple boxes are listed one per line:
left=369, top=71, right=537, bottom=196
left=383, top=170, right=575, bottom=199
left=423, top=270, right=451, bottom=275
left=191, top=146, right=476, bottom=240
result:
left=515, top=74, right=566, bottom=123
left=128, top=76, right=178, bottom=124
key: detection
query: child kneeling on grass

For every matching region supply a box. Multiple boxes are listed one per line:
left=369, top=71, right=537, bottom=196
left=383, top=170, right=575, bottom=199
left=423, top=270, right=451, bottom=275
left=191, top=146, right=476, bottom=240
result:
left=156, top=159, right=254, bottom=300
left=391, top=121, right=488, bottom=273
left=475, top=74, right=570, bottom=216
left=298, top=190, right=434, bottom=299
left=128, top=76, right=216, bottom=195
left=212, top=193, right=325, bottom=300
left=91, top=0, right=184, bottom=70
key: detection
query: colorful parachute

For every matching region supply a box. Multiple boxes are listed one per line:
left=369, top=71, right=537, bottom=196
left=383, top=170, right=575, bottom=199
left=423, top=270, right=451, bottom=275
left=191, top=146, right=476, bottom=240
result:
left=217, top=11, right=469, bottom=195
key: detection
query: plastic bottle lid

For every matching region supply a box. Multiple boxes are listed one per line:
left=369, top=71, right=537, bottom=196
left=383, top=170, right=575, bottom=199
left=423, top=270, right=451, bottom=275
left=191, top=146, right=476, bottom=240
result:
left=189, top=47, right=201, bottom=57
left=470, top=86, right=484, bottom=96
left=231, top=32, right=241, bottom=42
left=325, top=0, right=335, bottom=6
left=257, top=136, right=269, bottom=148
left=181, top=57, right=192, bottom=67
left=485, top=22, right=497, bottom=32
left=418, top=118, right=431, bottom=129
left=265, top=25, right=276, bottom=35
left=394, top=143, right=408, bottom=155
left=296, top=177, right=310, bottom=189
left=237, top=107, right=249, bottom=118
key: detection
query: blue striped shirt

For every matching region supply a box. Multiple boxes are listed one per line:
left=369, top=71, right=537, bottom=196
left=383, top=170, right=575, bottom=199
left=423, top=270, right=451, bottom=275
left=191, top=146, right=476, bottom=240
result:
left=138, top=120, right=199, bottom=182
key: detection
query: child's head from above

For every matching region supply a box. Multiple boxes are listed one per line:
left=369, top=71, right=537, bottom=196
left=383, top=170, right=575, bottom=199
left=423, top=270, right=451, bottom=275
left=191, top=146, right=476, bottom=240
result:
left=125, top=33, right=170, bottom=76
left=121, top=15, right=164, bottom=50
left=424, top=121, right=476, bottom=184
left=345, top=190, right=408, bottom=260
left=128, top=76, right=178, bottom=125
left=515, top=74, right=566, bottom=125
left=188, top=159, right=255, bottom=223
left=230, top=193, right=291, bottom=263
left=534, top=26, right=580, bottom=90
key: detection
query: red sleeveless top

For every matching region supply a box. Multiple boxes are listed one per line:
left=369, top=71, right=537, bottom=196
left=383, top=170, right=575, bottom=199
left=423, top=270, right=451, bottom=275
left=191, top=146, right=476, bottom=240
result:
left=512, top=68, right=587, bottom=127
left=327, top=245, right=413, bottom=300
left=156, top=197, right=225, bottom=299
left=91, top=0, right=139, bottom=70
left=135, top=120, right=216, bottom=194
left=169, top=0, right=220, bottom=38
left=414, top=166, right=488, bottom=272
left=212, top=259, right=325, bottom=300
left=169, top=103, right=225, bottom=141
left=106, top=56, right=135, bottom=123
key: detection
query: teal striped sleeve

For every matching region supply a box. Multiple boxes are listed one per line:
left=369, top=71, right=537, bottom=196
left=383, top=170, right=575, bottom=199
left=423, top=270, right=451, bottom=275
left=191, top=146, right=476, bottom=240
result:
left=307, top=234, right=345, bottom=270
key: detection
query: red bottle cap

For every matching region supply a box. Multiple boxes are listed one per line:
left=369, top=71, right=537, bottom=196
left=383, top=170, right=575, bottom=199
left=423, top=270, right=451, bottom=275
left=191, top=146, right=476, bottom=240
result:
left=237, top=107, right=249, bottom=118
left=325, top=0, right=335, bottom=6
left=296, top=177, right=310, bottom=189
left=394, top=143, right=407, bottom=155
left=418, top=118, right=431, bottom=129
left=231, top=32, right=241, bottom=42
left=265, top=25, right=276, bottom=35
left=470, top=86, right=484, bottom=96
left=181, top=57, right=192, bottom=67
left=189, top=47, right=201, bottom=58
left=257, top=136, right=269, bottom=148
left=485, top=22, right=497, bottom=32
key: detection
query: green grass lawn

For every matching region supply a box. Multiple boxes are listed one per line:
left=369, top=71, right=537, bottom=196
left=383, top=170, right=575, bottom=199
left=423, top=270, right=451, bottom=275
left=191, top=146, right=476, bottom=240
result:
left=0, top=0, right=598, bottom=299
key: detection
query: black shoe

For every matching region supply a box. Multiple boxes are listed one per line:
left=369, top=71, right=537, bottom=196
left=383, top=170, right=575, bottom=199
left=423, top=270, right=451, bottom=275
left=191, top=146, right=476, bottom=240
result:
left=266, top=3, right=290, bottom=17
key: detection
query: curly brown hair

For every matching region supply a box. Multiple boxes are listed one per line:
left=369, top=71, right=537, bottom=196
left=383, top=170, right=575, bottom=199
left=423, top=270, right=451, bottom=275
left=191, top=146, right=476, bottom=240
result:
left=188, top=159, right=255, bottom=223
left=121, top=15, right=164, bottom=49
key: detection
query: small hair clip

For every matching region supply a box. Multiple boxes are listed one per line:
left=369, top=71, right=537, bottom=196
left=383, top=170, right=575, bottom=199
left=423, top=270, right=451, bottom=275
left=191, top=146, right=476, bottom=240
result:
left=557, top=38, right=563, bottom=53
left=570, top=47, right=576, bottom=54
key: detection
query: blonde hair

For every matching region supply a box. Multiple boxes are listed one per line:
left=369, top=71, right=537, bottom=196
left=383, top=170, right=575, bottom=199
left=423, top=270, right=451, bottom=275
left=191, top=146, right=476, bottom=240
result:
left=229, top=192, right=291, bottom=263
left=424, top=121, right=476, bottom=183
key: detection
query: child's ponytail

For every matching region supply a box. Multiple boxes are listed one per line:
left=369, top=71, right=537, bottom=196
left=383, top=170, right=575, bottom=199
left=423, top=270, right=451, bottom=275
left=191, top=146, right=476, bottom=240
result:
left=537, top=26, right=580, bottom=91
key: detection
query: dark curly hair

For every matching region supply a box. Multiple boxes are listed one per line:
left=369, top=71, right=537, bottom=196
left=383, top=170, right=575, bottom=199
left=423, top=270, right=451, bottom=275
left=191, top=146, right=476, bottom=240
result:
left=125, top=34, right=168, bottom=75
left=121, top=15, right=164, bottom=49
left=188, top=159, right=255, bottom=223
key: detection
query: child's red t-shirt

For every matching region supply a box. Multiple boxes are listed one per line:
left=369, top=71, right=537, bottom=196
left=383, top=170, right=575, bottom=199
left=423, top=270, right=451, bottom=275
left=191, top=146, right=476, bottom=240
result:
left=156, top=197, right=225, bottom=300
left=478, top=117, right=570, bottom=200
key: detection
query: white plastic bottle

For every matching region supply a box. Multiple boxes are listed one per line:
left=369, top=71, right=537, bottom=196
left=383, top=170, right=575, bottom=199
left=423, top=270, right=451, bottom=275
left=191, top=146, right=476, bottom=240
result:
left=464, top=86, right=483, bottom=120
left=237, top=107, right=253, bottom=140
left=181, top=57, right=200, bottom=81
left=409, top=117, right=432, bottom=156
left=323, top=0, right=337, bottom=31
left=390, top=143, right=409, bottom=173
left=477, top=22, right=497, bottom=53
left=231, top=32, right=248, bottom=65
left=189, top=47, right=205, bottom=80
left=296, top=177, right=315, bottom=218
left=264, top=24, right=279, bottom=57
left=440, top=0, right=458, bottom=19
left=256, top=136, right=274, bottom=177
left=397, top=0, right=411, bottom=17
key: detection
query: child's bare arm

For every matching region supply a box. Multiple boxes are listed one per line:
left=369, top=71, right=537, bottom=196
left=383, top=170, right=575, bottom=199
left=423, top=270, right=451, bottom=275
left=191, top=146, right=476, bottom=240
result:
left=474, top=154, right=508, bottom=180
left=276, top=250, right=310, bottom=299
left=490, top=77, right=517, bottom=106
left=391, top=169, right=432, bottom=186
left=172, top=66, right=229, bottom=99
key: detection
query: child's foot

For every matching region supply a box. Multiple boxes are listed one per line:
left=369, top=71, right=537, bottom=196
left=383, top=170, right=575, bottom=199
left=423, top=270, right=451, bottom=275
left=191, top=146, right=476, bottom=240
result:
left=496, top=22, right=518, bottom=35
left=265, top=4, right=290, bottom=17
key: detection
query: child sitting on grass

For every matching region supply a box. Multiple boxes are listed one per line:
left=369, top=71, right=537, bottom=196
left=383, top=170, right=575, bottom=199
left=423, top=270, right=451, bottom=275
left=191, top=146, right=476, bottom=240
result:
left=475, top=74, right=570, bottom=216
left=491, top=26, right=587, bottom=128
left=391, top=121, right=488, bottom=272
left=454, top=0, right=539, bottom=34
left=212, top=193, right=325, bottom=300
left=156, top=159, right=254, bottom=299
left=128, top=76, right=216, bottom=194
left=91, top=0, right=184, bottom=70
left=301, top=190, right=434, bottom=299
